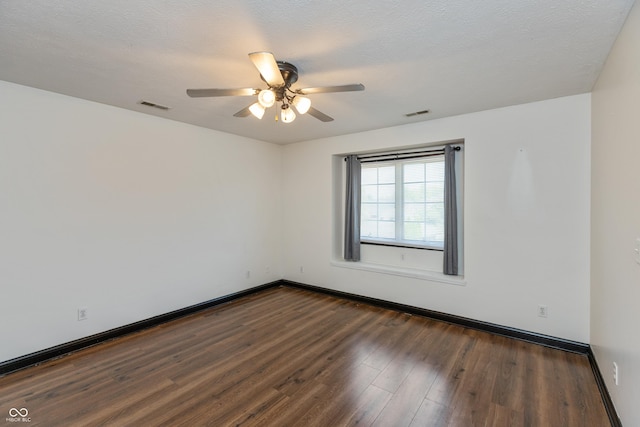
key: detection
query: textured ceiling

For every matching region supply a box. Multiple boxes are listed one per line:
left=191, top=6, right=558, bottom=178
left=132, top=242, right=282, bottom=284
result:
left=0, top=1, right=634, bottom=144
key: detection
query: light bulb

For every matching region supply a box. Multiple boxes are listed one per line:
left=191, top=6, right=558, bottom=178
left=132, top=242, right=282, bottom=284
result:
left=258, top=89, right=276, bottom=108
left=292, top=96, right=311, bottom=114
left=281, top=105, right=296, bottom=123
left=249, top=102, right=265, bottom=119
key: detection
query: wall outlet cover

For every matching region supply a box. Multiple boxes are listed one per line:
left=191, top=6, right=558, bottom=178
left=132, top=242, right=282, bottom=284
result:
left=537, top=305, right=548, bottom=318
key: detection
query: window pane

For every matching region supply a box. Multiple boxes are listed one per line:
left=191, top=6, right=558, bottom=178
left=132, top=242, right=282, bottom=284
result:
left=425, top=204, right=444, bottom=242
left=361, top=220, right=378, bottom=238
left=426, top=231, right=444, bottom=244
left=425, top=161, right=444, bottom=181
left=361, top=168, right=378, bottom=185
left=378, top=203, right=395, bottom=221
left=361, top=164, right=397, bottom=242
left=426, top=227, right=444, bottom=243
left=378, top=221, right=396, bottom=239
left=426, top=182, right=444, bottom=202
left=404, top=203, right=425, bottom=221
left=362, top=185, right=378, bottom=202
left=425, top=203, right=444, bottom=222
left=404, top=222, right=425, bottom=241
left=404, top=183, right=425, bottom=202
left=378, top=184, right=395, bottom=203
left=361, top=204, right=378, bottom=220
left=403, top=163, right=424, bottom=183
left=378, top=166, right=395, bottom=184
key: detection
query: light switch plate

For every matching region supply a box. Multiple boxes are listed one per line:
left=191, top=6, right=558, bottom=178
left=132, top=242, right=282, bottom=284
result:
left=635, top=238, right=640, bottom=265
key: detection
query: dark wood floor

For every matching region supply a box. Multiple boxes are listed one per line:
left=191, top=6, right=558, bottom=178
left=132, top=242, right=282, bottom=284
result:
left=0, top=286, right=609, bottom=426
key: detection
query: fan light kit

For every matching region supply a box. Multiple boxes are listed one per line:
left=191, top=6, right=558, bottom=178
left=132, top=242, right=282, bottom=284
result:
left=187, top=52, right=364, bottom=124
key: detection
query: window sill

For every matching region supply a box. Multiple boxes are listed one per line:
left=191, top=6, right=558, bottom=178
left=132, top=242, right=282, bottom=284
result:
left=361, top=240, right=444, bottom=251
left=330, top=260, right=466, bottom=286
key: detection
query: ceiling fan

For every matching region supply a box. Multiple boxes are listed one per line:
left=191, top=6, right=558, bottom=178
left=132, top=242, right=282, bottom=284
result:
left=186, top=52, right=365, bottom=123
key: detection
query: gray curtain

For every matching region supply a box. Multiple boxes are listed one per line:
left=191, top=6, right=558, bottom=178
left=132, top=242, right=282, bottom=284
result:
left=443, top=145, right=458, bottom=275
left=344, top=155, right=361, bottom=261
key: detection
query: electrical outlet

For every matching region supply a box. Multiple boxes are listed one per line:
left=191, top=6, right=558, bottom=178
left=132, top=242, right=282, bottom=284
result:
left=300, top=266, right=304, bottom=274
left=613, top=362, right=619, bottom=386
left=77, top=307, right=88, bottom=321
left=537, top=305, right=548, bottom=318
left=246, top=270, right=251, bottom=279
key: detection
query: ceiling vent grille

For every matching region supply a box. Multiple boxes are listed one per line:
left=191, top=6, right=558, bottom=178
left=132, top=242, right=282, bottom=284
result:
left=405, top=109, right=430, bottom=117
left=139, top=100, right=170, bottom=110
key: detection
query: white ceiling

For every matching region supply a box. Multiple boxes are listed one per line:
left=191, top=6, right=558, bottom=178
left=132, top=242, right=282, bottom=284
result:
left=0, top=1, right=634, bottom=144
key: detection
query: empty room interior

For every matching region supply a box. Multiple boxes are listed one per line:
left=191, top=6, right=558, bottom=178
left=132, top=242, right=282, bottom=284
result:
left=1, top=1, right=639, bottom=426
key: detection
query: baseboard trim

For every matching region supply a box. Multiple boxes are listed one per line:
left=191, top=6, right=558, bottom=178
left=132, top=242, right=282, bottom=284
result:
left=0, top=281, right=280, bottom=377
left=281, top=280, right=589, bottom=354
left=588, top=348, right=622, bottom=427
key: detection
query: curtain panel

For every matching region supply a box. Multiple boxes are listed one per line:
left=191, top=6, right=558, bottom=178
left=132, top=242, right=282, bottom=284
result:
left=443, top=145, right=458, bottom=275
left=344, top=155, right=361, bottom=261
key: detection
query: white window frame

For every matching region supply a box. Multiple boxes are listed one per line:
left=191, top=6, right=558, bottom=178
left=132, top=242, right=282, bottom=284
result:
left=361, top=155, right=445, bottom=251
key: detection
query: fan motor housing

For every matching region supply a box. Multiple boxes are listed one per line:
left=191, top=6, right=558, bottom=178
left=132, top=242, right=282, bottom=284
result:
left=259, top=61, right=299, bottom=102
left=260, top=61, right=299, bottom=88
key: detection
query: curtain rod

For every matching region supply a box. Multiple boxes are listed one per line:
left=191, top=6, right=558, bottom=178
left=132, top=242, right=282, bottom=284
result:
left=346, top=145, right=461, bottom=163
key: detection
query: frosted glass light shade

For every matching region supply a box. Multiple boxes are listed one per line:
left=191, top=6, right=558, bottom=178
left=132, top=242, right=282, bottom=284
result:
left=258, top=89, right=276, bottom=108
left=292, top=96, right=311, bottom=114
left=281, top=106, right=296, bottom=123
left=249, top=102, right=265, bottom=119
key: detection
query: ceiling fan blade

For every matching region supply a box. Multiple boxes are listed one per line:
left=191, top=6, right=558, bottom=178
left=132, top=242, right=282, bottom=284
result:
left=307, top=107, right=334, bottom=122
left=186, top=88, right=258, bottom=98
left=248, top=52, right=285, bottom=87
left=233, top=105, right=253, bottom=117
left=296, top=84, right=365, bottom=95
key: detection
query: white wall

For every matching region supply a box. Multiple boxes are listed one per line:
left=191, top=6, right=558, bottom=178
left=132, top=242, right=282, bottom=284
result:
left=0, top=81, right=282, bottom=363
left=283, top=94, right=591, bottom=342
left=591, top=1, right=640, bottom=425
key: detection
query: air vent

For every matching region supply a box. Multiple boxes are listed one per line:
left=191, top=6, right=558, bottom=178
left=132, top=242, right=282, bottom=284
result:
left=405, top=109, right=430, bottom=117
left=139, top=100, right=170, bottom=111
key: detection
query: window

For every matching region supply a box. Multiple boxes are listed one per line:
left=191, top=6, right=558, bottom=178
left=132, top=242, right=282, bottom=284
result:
left=361, top=156, right=445, bottom=250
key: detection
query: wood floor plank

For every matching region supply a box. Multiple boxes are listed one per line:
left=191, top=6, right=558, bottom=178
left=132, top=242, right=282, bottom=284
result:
left=371, top=359, right=440, bottom=427
left=485, top=402, right=526, bottom=427
left=369, top=315, right=430, bottom=394
left=0, top=286, right=611, bottom=426
left=341, top=384, right=393, bottom=426
left=303, top=363, right=382, bottom=427
left=251, top=380, right=325, bottom=426
left=410, top=398, right=451, bottom=427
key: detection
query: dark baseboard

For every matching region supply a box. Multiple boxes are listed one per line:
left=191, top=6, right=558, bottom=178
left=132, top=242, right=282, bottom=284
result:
left=281, top=280, right=589, bottom=354
left=0, top=281, right=280, bottom=377
left=588, top=348, right=622, bottom=427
